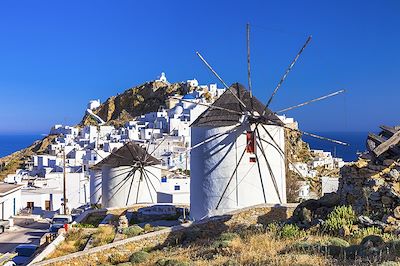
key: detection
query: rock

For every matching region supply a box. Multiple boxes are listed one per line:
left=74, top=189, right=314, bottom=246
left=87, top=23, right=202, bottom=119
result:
left=355, top=159, right=369, bottom=168
left=389, top=169, right=400, bottom=180
left=338, top=225, right=350, bottom=237
left=385, top=216, right=398, bottom=224
left=394, top=206, right=400, bottom=219
left=318, top=193, right=340, bottom=208
left=118, top=215, right=129, bottom=229
left=369, top=191, right=381, bottom=201
left=381, top=195, right=393, bottom=205
left=383, top=159, right=395, bottom=166
left=299, top=208, right=312, bottom=223
left=360, top=235, right=384, bottom=248
left=384, top=225, right=398, bottom=233
left=359, top=216, right=374, bottom=226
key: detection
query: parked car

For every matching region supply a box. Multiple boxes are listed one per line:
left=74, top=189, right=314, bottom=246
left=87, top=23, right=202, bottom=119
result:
left=11, top=244, right=38, bottom=265
left=0, top=220, right=10, bottom=234
left=49, top=214, right=72, bottom=233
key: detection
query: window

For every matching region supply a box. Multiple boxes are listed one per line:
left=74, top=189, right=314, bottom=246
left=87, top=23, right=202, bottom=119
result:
left=174, top=185, right=180, bottom=191
left=249, top=157, right=256, bottom=163
left=161, top=177, right=167, bottom=183
left=246, top=131, right=255, bottom=153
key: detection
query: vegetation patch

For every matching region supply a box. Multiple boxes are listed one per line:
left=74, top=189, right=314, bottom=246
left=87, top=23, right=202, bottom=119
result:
left=92, top=226, right=116, bottom=247
left=47, top=228, right=91, bottom=259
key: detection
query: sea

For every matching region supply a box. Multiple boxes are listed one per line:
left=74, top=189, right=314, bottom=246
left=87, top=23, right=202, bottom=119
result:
left=0, top=132, right=367, bottom=162
left=0, top=134, right=43, bottom=158
left=303, top=132, right=368, bottom=162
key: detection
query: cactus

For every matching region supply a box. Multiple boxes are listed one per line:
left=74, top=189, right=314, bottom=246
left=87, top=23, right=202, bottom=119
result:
left=323, top=206, right=357, bottom=235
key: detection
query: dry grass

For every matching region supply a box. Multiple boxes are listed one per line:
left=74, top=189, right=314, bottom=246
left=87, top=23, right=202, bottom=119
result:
left=47, top=229, right=91, bottom=259
left=91, top=226, right=116, bottom=247
left=105, top=231, right=332, bottom=266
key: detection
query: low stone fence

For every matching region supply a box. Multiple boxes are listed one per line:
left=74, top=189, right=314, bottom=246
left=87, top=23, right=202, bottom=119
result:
left=29, top=232, right=66, bottom=265
left=32, top=203, right=296, bottom=266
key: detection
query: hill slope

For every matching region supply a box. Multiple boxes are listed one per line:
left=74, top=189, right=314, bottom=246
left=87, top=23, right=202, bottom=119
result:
left=80, top=81, right=189, bottom=127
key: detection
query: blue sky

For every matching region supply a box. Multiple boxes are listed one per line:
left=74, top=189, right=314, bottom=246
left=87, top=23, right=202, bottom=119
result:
left=0, top=0, right=399, bottom=134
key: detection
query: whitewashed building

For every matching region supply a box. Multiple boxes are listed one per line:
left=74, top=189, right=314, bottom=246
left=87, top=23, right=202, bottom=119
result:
left=0, top=183, right=23, bottom=220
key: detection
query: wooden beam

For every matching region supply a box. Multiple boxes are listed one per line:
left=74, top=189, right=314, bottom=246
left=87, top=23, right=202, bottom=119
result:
left=368, top=133, right=386, bottom=145
left=373, top=129, right=400, bottom=157
left=380, top=125, right=397, bottom=136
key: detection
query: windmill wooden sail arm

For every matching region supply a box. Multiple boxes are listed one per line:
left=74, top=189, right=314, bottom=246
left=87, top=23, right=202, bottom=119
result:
left=91, top=142, right=160, bottom=170
left=367, top=125, right=400, bottom=159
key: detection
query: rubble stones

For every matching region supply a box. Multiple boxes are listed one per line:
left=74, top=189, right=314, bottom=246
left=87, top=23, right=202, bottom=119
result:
left=394, top=206, right=400, bottom=219
left=383, top=159, right=395, bottom=167
left=389, top=169, right=400, bottom=180
left=381, top=196, right=393, bottom=205
left=338, top=156, right=400, bottom=227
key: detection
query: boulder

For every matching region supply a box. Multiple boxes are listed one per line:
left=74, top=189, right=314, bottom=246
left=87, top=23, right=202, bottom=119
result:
left=394, top=206, right=400, bottom=219
left=360, top=235, right=384, bottom=248
left=381, top=195, right=393, bottom=205
left=383, top=159, right=395, bottom=166
left=389, top=169, right=400, bottom=180
left=318, top=193, right=340, bottom=208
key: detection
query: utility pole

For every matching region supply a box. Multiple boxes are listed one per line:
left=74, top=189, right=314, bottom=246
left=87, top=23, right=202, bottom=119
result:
left=62, top=148, right=68, bottom=215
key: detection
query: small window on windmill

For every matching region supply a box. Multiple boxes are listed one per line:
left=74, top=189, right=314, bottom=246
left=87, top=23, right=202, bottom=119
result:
left=246, top=131, right=255, bottom=153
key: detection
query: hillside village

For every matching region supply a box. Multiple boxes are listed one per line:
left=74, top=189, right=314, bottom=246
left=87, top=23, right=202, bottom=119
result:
left=0, top=73, right=346, bottom=222
left=0, top=74, right=351, bottom=266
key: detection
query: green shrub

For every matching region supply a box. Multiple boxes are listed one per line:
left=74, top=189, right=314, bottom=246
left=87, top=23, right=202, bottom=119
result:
left=218, top=232, right=239, bottom=241
left=74, top=223, right=96, bottom=228
left=212, top=240, right=231, bottom=249
left=326, top=237, right=350, bottom=247
left=266, top=223, right=280, bottom=237
left=129, top=251, right=149, bottom=264
left=117, top=263, right=132, bottom=266
left=92, top=226, right=115, bottom=247
left=156, top=258, right=189, bottom=266
left=223, top=259, right=240, bottom=266
left=122, top=225, right=144, bottom=237
left=352, top=227, right=382, bottom=241
left=280, top=224, right=305, bottom=239
left=323, top=206, right=357, bottom=235
left=290, top=241, right=319, bottom=252
left=108, top=252, right=127, bottom=264
left=143, top=223, right=153, bottom=232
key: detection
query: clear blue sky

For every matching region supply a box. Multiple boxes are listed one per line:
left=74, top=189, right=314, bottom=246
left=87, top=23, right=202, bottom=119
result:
left=0, top=0, right=399, bottom=134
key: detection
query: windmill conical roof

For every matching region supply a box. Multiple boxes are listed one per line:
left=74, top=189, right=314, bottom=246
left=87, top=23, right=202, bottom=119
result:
left=191, top=83, right=282, bottom=127
left=92, top=142, right=160, bottom=170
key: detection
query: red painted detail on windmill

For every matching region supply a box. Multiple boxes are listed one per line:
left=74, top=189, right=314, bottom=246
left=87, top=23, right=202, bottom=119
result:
left=246, top=131, right=255, bottom=153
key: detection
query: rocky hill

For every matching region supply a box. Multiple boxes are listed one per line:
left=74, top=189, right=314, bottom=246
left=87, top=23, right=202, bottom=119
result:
left=0, top=135, right=56, bottom=180
left=80, top=80, right=190, bottom=127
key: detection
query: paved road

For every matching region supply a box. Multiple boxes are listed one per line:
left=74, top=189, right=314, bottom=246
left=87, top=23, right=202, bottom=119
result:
left=0, top=219, right=49, bottom=254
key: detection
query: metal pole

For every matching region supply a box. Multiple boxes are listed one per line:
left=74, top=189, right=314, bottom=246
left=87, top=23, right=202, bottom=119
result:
left=63, top=148, right=67, bottom=215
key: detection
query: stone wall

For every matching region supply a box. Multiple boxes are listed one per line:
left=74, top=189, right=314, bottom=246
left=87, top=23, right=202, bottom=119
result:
left=32, top=204, right=296, bottom=266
